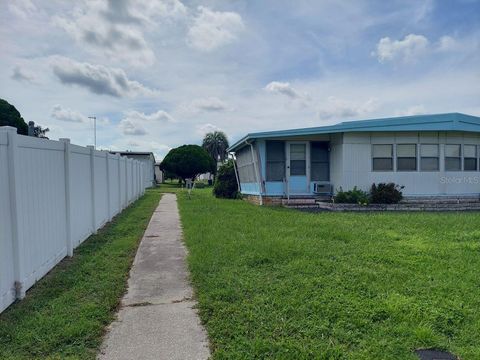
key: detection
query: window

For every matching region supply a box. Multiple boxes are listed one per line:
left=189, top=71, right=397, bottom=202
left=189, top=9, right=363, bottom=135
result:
left=372, top=144, right=393, bottom=171
left=266, top=141, right=285, bottom=181
left=290, top=144, right=306, bottom=175
left=445, top=144, right=461, bottom=171
left=397, top=144, right=417, bottom=171
left=311, top=142, right=329, bottom=181
left=420, top=144, right=439, bottom=171
left=464, top=145, right=477, bottom=171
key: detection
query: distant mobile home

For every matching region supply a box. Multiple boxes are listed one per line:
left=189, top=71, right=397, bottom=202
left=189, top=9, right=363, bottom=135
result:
left=111, top=151, right=156, bottom=188
left=228, top=113, right=480, bottom=205
left=154, top=163, right=164, bottom=184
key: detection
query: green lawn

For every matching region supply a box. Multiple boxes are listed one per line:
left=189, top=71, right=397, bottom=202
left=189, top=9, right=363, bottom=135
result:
left=0, top=189, right=161, bottom=359
left=177, top=188, right=480, bottom=359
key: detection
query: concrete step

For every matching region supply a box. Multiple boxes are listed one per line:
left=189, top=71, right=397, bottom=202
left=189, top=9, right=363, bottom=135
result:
left=281, top=198, right=317, bottom=206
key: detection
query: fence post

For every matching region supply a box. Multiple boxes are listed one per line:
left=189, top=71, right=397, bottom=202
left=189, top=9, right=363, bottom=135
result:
left=1, top=127, right=25, bottom=299
left=60, top=138, right=73, bottom=257
left=87, top=146, right=97, bottom=234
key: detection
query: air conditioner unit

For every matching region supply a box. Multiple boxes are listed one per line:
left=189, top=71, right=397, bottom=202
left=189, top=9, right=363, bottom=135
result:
left=313, top=183, right=332, bottom=194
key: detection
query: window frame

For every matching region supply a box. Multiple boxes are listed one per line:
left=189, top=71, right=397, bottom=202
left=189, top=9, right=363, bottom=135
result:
left=445, top=144, right=462, bottom=172
left=396, top=144, right=417, bottom=172
left=420, top=144, right=440, bottom=172
left=289, top=143, right=307, bottom=176
left=463, top=144, right=478, bottom=172
left=372, top=144, right=394, bottom=172
left=310, top=141, right=330, bottom=182
left=265, top=140, right=286, bottom=181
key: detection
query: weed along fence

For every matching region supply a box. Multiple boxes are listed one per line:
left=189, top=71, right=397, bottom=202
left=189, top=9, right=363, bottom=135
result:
left=0, top=126, right=147, bottom=313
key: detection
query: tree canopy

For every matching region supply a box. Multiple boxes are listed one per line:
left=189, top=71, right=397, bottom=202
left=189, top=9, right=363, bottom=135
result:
left=202, top=131, right=229, bottom=163
left=160, top=145, right=216, bottom=182
left=0, top=98, right=28, bottom=135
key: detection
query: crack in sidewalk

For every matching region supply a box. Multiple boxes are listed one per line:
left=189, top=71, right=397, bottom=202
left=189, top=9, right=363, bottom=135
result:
left=124, top=297, right=193, bottom=308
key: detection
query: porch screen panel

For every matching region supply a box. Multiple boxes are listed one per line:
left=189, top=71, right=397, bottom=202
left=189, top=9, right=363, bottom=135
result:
left=235, top=146, right=256, bottom=183
left=266, top=141, right=285, bottom=181
left=311, top=142, right=329, bottom=181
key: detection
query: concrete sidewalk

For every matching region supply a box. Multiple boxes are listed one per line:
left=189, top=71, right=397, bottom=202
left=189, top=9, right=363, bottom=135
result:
left=98, top=193, right=210, bottom=360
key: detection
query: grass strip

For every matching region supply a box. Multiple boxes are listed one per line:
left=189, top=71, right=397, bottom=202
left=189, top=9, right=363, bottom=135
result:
left=178, top=188, right=480, bottom=359
left=0, top=189, right=161, bottom=359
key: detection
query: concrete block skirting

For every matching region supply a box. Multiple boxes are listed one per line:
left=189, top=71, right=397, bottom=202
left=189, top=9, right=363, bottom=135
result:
left=314, top=201, right=480, bottom=212
left=243, top=195, right=283, bottom=206
left=243, top=194, right=480, bottom=211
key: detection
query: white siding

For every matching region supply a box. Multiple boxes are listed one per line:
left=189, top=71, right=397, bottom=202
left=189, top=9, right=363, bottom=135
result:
left=0, top=127, right=147, bottom=313
left=337, top=131, right=480, bottom=196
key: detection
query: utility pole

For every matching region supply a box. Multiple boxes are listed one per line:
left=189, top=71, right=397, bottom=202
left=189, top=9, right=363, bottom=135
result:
left=88, top=116, right=97, bottom=149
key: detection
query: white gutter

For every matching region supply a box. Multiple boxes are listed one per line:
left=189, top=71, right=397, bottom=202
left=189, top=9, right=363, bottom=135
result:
left=246, top=140, right=263, bottom=205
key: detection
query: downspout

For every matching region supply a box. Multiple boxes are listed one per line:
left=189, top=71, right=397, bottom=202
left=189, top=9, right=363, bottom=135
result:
left=230, top=152, right=241, bottom=192
left=246, top=140, right=263, bottom=205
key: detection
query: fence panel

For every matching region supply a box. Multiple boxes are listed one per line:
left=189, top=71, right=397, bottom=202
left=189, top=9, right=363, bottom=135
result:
left=70, top=145, right=94, bottom=247
left=127, top=159, right=133, bottom=203
left=108, top=154, right=120, bottom=217
left=0, top=132, right=15, bottom=313
left=94, top=152, right=108, bottom=228
left=15, top=136, right=68, bottom=293
left=0, top=127, right=148, bottom=313
left=119, top=157, right=126, bottom=209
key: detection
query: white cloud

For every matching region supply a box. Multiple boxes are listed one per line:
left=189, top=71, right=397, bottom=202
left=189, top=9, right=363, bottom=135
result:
left=317, top=96, right=379, bottom=120
left=51, top=105, right=87, bottom=123
left=123, top=110, right=175, bottom=123
left=50, top=56, right=156, bottom=97
left=119, top=109, right=174, bottom=136
left=264, top=81, right=304, bottom=99
left=119, top=119, right=146, bottom=136
left=189, top=97, right=229, bottom=112
left=8, top=0, right=36, bottom=19
left=437, top=35, right=457, bottom=52
left=187, top=6, right=244, bottom=51
left=196, top=123, right=222, bottom=136
left=373, top=34, right=429, bottom=63
left=11, top=66, right=35, bottom=83
left=52, top=0, right=186, bottom=66
left=395, top=105, right=427, bottom=116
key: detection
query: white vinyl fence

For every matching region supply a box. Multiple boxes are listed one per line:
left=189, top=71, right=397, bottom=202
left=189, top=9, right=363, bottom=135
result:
left=0, top=126, right=147, bottom=313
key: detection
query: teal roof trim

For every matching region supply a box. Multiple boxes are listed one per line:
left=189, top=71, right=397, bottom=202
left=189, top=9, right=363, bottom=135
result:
left=228, top=113, right=480, bottom=152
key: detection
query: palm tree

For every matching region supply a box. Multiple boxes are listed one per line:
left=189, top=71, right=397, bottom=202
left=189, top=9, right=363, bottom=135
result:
left=202, top=131, right=229, bottom=163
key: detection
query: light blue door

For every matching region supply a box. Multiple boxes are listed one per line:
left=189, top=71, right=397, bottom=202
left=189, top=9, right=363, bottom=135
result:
left=287, top=142, right=309, bottom=194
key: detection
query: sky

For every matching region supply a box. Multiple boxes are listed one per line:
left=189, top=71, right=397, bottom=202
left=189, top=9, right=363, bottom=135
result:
left=1, top=0, right=479, bottom=160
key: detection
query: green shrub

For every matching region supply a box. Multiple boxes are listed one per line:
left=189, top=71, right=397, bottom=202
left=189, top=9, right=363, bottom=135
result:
left=195, top=182, right=206, bottom=189
left=370, top=182, right=404, bottom=204
left=213, top=160, right=239, bottom=199
left=334, top=186, right=370, bottom=205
